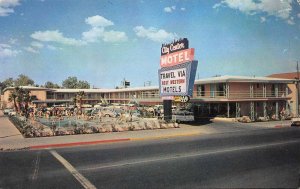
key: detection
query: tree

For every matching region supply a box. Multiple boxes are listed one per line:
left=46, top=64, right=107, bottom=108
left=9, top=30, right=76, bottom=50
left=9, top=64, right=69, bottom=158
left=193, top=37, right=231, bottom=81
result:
left=62, top=76, right=78, bottom=89
left=16, top=87, right=25, bottom=114
left=2, top=78, right=14, bottom=88
left=14, top=74, right=34, bottom=87
left=77, top=80, right=90, bottom=89
left=62, top=76, right=90, bottom=89
left=75, top=91, right=85, bottom=114
left=22, top=90, right=33, bottom=118
left=44, top=81, right=60, bottom=88
left=8, top=87, right=19, bottom=112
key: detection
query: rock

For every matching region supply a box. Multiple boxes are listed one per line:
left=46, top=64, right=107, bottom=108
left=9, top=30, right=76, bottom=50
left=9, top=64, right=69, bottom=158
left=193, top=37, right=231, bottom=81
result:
left=83, top=127, right=93, bottom=134
left=152, top=120, right=161, bottom=129
left=160, top=123, right=168, bottom=129
left=91, top=126, right=99, bottom=133
left=138, top=122, right=146, bottom=130
left=102, top=124, right=113, bottom=132
left=112, top=124, right=124, bottom=132
left=166, top=123, right=175, bottom=128
left=238, top=116, right=252, bottom=123
left=41, top=127, right=53, bottom=137
left=257, top=117, right=268, bottom=122
left=121, top=123, right=130, bottom=131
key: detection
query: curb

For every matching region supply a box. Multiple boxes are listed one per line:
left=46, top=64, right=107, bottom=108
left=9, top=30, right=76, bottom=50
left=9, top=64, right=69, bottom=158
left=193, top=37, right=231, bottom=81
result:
left=29, top=132, right=202, bottom=150
left=29, top=138, right=130, bottom=150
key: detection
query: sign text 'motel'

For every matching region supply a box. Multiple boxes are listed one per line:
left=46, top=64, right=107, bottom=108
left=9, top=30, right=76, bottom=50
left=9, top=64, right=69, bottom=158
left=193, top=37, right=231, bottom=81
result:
left=160, top=48, right=194, bottom=68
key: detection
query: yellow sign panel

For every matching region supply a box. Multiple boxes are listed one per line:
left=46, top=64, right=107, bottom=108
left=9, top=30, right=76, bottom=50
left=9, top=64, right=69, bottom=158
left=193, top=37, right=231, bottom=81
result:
left=174, top=96, right=181, bottom=102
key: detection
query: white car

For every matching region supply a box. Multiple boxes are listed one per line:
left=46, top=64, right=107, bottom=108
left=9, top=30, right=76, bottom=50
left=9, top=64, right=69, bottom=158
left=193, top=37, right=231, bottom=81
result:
left=3, top=108, right=14, bottom=115
left=8, top=111, right=17, bottom=116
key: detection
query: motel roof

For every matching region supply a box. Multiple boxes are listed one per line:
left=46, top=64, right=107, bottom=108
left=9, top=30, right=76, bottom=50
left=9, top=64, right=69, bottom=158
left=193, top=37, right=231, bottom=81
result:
left=3, top=86, right=53, bottom=92
left=53, top=86, right=159, bottom=93
left=194, top=75, right=294, bottom=84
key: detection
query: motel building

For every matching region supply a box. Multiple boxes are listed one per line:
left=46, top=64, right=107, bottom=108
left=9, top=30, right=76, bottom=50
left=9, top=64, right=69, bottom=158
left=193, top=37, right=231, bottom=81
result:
left=1, top=74, right=297, bottom=122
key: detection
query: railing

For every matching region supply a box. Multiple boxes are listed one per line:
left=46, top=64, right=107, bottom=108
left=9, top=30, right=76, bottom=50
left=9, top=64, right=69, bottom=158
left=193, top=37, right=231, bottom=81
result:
left=193, top=90, right=288, bottom=99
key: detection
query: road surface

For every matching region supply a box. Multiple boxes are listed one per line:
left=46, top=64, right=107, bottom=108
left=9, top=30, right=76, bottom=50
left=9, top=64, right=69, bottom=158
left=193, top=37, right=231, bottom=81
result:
left=1, top=126, right=300, bottom=188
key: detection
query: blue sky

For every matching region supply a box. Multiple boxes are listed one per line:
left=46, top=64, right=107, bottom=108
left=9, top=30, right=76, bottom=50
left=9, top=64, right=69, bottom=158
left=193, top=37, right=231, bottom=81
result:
left=0, top=0, right=300, bottom=88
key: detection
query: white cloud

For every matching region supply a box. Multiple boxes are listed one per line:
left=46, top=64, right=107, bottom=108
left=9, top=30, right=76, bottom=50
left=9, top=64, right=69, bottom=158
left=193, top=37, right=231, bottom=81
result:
left=82, top=15, right=128, bottom=43
left=282, top=48, right=288, bottom=54
left=181, top=7, right=186, bottom=11
left=82, top=27, right=104, bottom=42
left=47, top=45, right=59, bottom=50
left=31, top=30, right=86, bottom=46
left=102, top=30, right=128, bottom=42
left=0, top=0, right=20, bottom=16
left=287, top=18, right=295, bottom=25
left=8, top=38, right=17, bottom=45
left=133, top=26, right=178, bottom=43
left=31, top=41, right=44, bottom=49
left=213, top=0, right=293, bottom=24
left=29, top=15, right=127, bottom=47
left=297, top=13, right=300, bottom=18
left=85, top=15, right=114, bottom=27
left=24, top=46, right=39, bottom=53
left=260, top=16, right=266, bottom=23
left=164, top=6, right=176, bottom=13
left=0, top=43, right=19, bottom=57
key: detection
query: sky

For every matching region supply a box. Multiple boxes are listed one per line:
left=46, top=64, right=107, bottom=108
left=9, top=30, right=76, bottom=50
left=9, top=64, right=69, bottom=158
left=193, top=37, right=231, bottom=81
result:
left=0, top=0, right=300, bottom=88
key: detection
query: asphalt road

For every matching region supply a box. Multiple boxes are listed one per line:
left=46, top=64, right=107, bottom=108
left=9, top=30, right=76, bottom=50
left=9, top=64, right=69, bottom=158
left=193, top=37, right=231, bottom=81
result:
left=1, top=126, right=300, bottom=189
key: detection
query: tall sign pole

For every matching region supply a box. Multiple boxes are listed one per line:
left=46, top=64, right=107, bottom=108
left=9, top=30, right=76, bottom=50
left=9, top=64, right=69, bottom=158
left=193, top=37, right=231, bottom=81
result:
left=297, top=61, right=299, bottom=117
left=158, top=38, right=198, bottom=122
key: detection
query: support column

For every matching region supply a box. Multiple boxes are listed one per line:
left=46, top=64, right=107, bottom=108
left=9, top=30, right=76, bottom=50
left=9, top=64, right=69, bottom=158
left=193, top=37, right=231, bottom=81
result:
left=263, top=84, right=267, bottom=98
left=275, top=101, right=279, bottom=120
left=263, top=102, right=267, bottom=119
left=250, top=101, right=255, bottom=121
left=236, top=102, right=240, bottom=118
left=208, top=103, right=211, bottom=115
left=275, top=84, right=279, bottom=97
left=250, top=84, right=254, bottom=98
left=227, top=102, right=230, bottom=118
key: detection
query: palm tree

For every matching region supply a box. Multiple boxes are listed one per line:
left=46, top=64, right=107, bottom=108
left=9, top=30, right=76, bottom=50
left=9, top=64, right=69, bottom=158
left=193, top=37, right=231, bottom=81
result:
left=76, top=91, right=85, bottom=114
left=16, top=87, right=25, bottom=114
left=23, top=90, right=32, bottom=118
left=8, top=87, right=19, bottom=112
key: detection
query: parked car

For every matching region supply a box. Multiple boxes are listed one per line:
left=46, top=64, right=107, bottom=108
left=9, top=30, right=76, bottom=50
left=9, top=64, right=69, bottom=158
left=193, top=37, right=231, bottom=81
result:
left=291, top=118, right=300, bottom=127
left=3, top=108, right=14, bottom=115
left=8, top=111, right=17, bottom=116
left=172, top=109, right=194, bottom=123
left=101, top=109, right=118, bottom=117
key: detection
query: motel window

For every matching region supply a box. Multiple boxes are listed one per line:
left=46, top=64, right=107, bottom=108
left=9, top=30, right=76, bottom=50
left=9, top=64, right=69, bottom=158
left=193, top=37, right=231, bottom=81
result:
left=197, top=85, right=205, bottom=96
left=31, top=95, right=38, bottom=100
left=57, top=93, right=64, bottom=99
left=256, top=83, right=260, bottom=88
left=46, top=92, right=54, bottom=99
left=217, top=83, right=224, bottom=96
left=271, top=84, right=275, bottom=96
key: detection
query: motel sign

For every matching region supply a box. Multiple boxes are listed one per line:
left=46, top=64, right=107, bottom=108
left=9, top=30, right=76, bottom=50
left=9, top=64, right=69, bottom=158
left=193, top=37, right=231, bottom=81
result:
left=158, top=38, right=198, bottom=97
